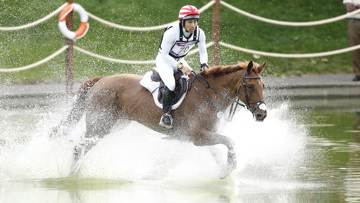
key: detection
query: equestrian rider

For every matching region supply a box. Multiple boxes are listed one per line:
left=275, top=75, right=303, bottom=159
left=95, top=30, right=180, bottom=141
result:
left=157, top=5, right=209, bottom=129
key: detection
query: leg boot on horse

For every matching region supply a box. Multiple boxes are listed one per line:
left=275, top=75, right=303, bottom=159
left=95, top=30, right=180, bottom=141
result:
left=159, top=86, right=174, bottom=129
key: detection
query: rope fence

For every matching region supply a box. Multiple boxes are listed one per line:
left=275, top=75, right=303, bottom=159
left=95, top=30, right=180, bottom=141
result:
left=3, top=40, right=360, bottom=72
left=219, top=42, right=360, bottom=58
left=1, top=0, right=360, bottom=72
left=3, top=1, right=360, bottom=31
left=0, top=4, right=67, bottom=31
left=220, top=1, right=360, bottom=27
left=0, top=42, right=216, bottom=72
left=87, top=0, right=215, bottom=31
left=0, top=46, right=68, bottom=73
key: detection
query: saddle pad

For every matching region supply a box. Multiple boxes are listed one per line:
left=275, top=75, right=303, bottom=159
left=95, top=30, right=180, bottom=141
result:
left=140, top=70, right=189, bottom=110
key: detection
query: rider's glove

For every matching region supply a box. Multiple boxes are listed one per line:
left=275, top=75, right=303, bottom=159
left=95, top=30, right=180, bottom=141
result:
left=200, top=63, right=209, bottom=71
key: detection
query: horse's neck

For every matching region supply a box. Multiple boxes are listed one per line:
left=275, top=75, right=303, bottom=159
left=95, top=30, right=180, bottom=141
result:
left=207, top=69, right=243, bottom=96
left=192, top=69, right=244, bottom=110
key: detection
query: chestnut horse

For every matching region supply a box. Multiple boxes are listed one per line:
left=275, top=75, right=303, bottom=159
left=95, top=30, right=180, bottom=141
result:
left=51, top=60, right=267, bottom=178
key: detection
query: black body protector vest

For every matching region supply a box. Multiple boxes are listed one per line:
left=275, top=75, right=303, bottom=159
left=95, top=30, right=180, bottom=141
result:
left=159, top=22, right=200, bottom=60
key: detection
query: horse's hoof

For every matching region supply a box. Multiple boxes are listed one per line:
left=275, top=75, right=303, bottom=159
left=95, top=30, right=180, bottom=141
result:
left=69, top=159, right=83, bottom=176
left=69, top=138, right=98, bottom=175
left=227, top=151, right=237, bottom=168
left=73, top=145, right=83, bottom=162
left=220, top=164, right=234, bottom=179
left=220, top=151, right=237, bottom=179
left=69, top=145, right=84, bottom=175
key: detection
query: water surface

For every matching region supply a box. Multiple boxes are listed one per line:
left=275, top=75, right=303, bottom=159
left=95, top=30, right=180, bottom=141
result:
left=0, top=95, right=360, bottom=202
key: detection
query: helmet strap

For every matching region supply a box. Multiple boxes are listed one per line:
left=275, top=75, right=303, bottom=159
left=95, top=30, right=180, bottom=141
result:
left=181, top=20, right=185, bottom=28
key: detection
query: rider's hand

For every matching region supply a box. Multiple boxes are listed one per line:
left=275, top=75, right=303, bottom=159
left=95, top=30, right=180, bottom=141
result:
left=180, top=66, right=192, bottom=76
left=200, top=63, right=209, bottom=71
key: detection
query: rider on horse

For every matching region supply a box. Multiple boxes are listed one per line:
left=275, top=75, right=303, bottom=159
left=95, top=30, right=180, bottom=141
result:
left=157, top=5, right=209, bottom=129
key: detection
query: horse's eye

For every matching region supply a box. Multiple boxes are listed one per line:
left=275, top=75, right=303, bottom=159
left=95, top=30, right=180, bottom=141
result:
left=247, top=84, right=254, bottom=90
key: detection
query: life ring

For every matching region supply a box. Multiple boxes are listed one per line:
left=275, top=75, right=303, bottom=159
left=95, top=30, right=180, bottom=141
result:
left=58, top=3, right=89, bottom=40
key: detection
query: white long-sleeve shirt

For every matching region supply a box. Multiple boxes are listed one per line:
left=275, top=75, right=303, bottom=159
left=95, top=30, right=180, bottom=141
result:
left=158, top=22, right=208, bottom=70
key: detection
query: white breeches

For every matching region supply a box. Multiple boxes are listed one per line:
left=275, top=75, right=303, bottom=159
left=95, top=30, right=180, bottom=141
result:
left=156, top=63, right=176, bottom=91
left=156, top=55, right=188, bottom=91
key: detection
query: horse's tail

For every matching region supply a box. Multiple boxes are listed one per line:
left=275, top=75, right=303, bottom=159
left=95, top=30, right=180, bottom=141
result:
left=50, top=76, right=105, bottom=138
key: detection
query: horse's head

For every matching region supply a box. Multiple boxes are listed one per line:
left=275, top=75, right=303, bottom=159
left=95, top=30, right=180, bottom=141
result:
left=238, top=60, right=267, bottom=121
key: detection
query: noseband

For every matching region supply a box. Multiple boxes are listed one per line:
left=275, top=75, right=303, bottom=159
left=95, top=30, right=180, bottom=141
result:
left=190, top=70, right=265, bottom=121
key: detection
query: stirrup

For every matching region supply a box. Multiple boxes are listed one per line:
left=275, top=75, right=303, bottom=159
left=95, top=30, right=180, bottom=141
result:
left=159, top=113, right=173, bottom=129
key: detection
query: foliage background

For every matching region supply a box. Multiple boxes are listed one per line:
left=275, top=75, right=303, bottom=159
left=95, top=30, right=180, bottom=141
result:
left=0, top=0, right=352, bottom=84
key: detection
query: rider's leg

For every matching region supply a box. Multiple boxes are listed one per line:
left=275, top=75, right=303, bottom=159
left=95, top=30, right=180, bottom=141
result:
left=156, top=62, right=176, bottom=128
left=156, top=65, right=176, bottom=91
left=160, top=86, right=174, bottom=128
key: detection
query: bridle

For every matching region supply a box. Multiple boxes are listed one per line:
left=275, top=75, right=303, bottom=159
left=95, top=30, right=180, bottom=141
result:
left=189, top=70, right=265, bottom=121
left=229, top=70, right=266, bottom=120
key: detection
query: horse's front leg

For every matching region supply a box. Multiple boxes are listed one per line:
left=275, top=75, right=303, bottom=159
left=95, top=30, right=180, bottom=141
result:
left=191, top=129, right=236, bottom=178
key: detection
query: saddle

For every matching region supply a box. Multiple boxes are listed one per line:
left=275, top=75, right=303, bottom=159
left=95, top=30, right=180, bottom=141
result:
left=140, top=69, right=189, bottom=110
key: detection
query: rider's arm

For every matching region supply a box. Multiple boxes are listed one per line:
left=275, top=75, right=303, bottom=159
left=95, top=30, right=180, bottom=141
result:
left=181, top=60, right=192, bottom=71
left=344, top=1, right=359, bottom=12
left=198, top=29, right=209, bottom=66
left=160, top=27, right=179, bottom=69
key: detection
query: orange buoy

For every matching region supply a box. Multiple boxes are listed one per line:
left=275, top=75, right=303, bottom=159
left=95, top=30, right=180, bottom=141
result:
left=58, top=3, right=89, bottom=40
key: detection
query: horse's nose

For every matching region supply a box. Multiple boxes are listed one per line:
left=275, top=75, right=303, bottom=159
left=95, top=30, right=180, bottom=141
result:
left=255, top=110, right=267, bottom=121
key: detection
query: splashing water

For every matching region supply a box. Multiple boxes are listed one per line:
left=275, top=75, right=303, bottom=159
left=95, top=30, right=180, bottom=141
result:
left=219, top=103, right=309, bottom=188
left=0, top=97, right=309, bottom=189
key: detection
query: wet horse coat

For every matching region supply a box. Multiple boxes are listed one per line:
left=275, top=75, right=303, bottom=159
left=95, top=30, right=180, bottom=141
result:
left=52, top=61, right=267, bottom=177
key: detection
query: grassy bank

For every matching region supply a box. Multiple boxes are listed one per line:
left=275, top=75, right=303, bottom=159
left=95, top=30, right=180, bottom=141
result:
left=0, top=0, right=353, bottom=84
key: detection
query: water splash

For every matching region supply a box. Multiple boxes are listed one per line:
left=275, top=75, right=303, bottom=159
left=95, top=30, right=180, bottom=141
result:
left=218, top=103, right=310, bottom=188
left=0, top=98, right=310, bottom=189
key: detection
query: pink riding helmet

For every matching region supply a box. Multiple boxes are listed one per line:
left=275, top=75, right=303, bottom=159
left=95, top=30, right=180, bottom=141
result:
left=178, top=5, right=200, bottom=21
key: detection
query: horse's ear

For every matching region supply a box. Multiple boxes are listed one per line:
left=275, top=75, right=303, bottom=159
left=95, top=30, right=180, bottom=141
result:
left=257, top=60, right=267, bottom=73
left=247, top=61, right=253, bottom=73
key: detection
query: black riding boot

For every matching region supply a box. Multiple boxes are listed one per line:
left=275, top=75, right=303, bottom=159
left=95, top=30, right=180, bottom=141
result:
left=159, top=86, right=174, bottom=129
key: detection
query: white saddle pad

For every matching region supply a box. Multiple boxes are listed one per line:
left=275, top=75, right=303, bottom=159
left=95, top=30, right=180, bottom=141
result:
left=140, top=71, right=187, bottom=110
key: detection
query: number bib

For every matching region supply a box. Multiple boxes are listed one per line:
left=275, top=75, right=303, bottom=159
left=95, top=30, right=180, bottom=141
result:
left=169, top=41, right=197, bottom=58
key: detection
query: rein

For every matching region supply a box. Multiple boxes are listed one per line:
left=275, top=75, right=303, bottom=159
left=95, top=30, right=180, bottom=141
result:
left=189, top=70, right=265, bottom=121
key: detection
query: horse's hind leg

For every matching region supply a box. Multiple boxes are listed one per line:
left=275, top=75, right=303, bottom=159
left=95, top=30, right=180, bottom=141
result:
left=73, top=107, right=119, bottom=164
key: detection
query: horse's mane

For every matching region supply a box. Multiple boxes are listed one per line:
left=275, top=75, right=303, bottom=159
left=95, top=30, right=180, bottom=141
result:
left=200, top=61, right=250, bottom=78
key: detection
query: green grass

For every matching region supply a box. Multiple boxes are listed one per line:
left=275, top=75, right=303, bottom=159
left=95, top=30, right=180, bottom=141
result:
left=0, top=0, right=354, bottom=84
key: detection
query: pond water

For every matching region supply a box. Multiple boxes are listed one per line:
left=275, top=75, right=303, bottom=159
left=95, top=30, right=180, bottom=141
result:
left=0, top=94, right=360, bottom=203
